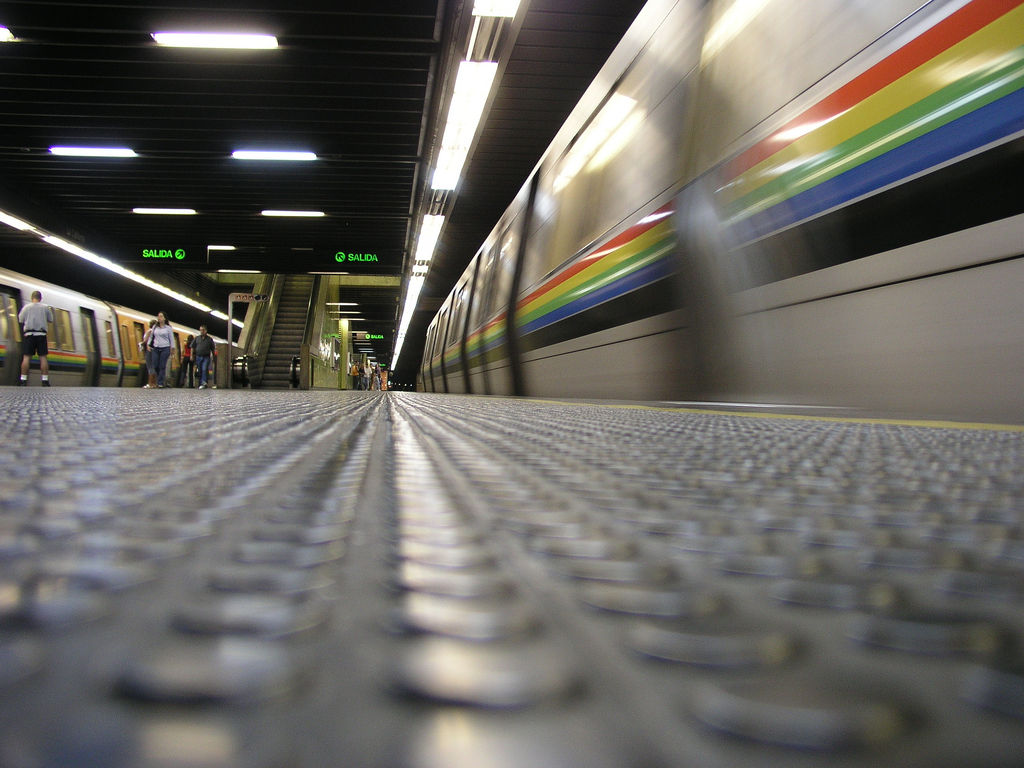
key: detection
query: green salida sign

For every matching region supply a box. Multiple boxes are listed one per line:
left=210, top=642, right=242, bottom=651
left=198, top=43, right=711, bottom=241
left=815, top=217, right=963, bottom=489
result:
left=142, top=248, right=187, bottom=260
left=335, top=252, right=378, bottom=264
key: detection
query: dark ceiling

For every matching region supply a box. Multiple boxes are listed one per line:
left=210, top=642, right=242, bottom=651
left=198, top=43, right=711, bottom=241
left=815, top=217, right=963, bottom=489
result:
left=0, top=0, right=646, bottom=382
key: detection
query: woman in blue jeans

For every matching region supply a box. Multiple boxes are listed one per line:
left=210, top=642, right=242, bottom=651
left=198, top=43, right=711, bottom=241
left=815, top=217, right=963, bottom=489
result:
left=149, top=311, right=175, bottom=388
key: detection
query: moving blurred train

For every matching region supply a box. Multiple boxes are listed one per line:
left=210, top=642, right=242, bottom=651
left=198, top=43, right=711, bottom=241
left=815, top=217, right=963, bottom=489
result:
left=0, top=267, right=215, bottom=387
left=420, top=0, right=1024, bottom=424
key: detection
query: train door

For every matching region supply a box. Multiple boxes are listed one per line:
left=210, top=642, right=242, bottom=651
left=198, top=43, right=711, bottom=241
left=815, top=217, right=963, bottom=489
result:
left=0, top=284, right=22, bottom=386
left=79, top=308, right=100, bottom=386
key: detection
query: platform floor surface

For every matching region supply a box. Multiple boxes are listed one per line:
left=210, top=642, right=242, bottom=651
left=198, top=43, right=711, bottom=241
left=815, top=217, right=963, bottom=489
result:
left=0, top=388, right=1022, bottom=767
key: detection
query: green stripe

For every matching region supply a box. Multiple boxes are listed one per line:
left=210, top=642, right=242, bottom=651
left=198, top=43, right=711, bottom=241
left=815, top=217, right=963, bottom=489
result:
left=728, top=47, right=1024, bottom=219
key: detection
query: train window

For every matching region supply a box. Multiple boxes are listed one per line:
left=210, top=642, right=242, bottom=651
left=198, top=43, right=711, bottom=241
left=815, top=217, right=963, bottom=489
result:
left=104, top=321, right=116, bottom=357
left=119, top=323, right=134, bottom=363
left=55, top=309, right=75, bottom=351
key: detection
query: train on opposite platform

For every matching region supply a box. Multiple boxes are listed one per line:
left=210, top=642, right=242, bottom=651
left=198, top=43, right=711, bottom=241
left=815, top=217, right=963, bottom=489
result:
left=420, top=0, right=1024, bottom=424
left=0, top=266, right=215, bottom=387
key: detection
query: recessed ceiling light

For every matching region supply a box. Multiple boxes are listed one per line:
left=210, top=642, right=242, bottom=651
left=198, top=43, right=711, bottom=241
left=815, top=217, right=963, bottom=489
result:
left=261, top=210, right=324, bottom=217
left=207, top=245, right=237, bottom=250
left=132, top=207, right=197, bottom=215
left=50, top=146, right=137, bottom=158
left=232, top=150, right=316, bottom=161
left=152, top=32, right=278, bottom=49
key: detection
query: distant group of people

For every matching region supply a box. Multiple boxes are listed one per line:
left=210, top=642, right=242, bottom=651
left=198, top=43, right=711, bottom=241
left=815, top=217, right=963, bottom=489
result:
left=349, top=360, right=387, bottom=391
left=140, top=315, right=216, bottom=389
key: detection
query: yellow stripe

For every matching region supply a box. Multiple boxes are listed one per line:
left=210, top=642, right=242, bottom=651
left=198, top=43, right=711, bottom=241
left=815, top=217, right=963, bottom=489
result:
left=723, top=6, right=1024, bottom=203
left=520, top=222, right=670, bottom=317
left=524, top=398, right=1024, bottom=432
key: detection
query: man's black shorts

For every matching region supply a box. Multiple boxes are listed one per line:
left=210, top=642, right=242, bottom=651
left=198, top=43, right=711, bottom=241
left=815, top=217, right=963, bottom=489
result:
left=22, top=335, right=48, bottom=357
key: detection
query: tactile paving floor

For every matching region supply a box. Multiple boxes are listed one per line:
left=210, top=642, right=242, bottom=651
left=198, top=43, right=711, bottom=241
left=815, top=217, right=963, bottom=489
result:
left=1, top=388, right=1022, bottom=767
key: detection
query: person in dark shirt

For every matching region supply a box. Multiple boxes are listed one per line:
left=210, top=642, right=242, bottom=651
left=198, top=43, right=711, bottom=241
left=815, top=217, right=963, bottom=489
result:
left=191, top=325, right=216, bottom=389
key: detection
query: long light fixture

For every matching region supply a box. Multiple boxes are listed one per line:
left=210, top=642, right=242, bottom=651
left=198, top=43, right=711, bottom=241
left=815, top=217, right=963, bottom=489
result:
left=232, top=150, right=316, bottom=161
left=133, top=207, right=196, bottom=215
left=50, top=146, right=137, bottom=158
left=0, top=26, right=14, bottom=42
left=393, top=213, right=445, bottom=368
left=473, top=0, right=521, bottom=17
left=431, top=61, right=498, bottom=190
left=261, top=209, right=325, bottom=217
left=207, top=244, right=236, bottom=251
left=152, top=32, right=278, bottom=49
left=0, top=210, right=35, bottom=231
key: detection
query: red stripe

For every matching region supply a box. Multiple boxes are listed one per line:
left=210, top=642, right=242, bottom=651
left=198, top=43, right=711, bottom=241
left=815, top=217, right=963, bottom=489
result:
left=724, top=0, right=1022, bottom=179
left=516, top=204, right=672, bottom=310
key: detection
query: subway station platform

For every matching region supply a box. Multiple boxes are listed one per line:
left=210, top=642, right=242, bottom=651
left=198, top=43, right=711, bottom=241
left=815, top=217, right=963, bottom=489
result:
left=1, top=388, right=1023, bottom=767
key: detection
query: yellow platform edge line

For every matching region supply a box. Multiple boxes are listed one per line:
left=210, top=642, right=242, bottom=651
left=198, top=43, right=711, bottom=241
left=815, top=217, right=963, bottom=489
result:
left=526, top=398, right=1024, bottom=432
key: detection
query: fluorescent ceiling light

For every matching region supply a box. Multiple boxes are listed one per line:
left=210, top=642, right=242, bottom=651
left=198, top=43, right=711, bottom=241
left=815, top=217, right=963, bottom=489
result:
left=326, top=302, right=358, bottom=306
left=133, top=207, right=197, bottom=215
left=473, top=0, right=521, bottom=17
left=152, top=32, right=278, bottom=49
left=232, top=150, right=316, bottom=161
left=217, top=269, right=260, bottom=274
left=1, top=27, right=16, bottom=42
left=207, top=244, right=237, bottom=251
left=261, top=210, right=325, bottom=217
left=415, top=214, right=445, bottom=264
left=50, top=146, right=137, bottom=158
left=431, top=60, right=498, bottom=190
left=0, top=210, right=35, bottom=231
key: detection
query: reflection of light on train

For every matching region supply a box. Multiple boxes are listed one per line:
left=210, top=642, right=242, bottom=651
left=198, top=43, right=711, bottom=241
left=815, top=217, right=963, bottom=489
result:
left=0, top=267, right=221, bottom=387
left=422, top=0, right=1024, bottom=424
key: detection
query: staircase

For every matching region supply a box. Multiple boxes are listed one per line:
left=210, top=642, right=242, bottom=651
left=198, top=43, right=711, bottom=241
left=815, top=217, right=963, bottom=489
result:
left=259, top=274, right=313, bottom=388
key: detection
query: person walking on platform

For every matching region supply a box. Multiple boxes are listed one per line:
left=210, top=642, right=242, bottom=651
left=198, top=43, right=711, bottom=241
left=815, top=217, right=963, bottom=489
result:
left=179, top=334, right=195, bottom=388
left=191, top=325, right=216, bottom=389
left=18, top=290, right=54, bottom=386
left=140, top=319, right=156, bottom=388
left=370, top=362, right=382, bottom=391
left=349, top=360, right=360, bottom=390
left=150, top=312, right=174, bottom=388
left=360, top=362, right=370, bottom=391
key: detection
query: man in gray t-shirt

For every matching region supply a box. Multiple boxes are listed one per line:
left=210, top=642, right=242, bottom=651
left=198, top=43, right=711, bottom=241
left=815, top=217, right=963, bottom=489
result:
left=18, top=290, right=54, bottom=386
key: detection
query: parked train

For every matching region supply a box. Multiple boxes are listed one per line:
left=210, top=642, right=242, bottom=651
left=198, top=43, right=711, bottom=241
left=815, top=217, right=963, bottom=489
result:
left=0, top=267, right=216, bottom=387
left=421, top=0, right=1024, bottom=424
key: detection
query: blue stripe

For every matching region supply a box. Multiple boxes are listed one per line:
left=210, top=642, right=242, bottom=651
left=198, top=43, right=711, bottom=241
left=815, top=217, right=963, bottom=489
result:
left=518, top=256, right=674, bottom=336
left=732, top=86, right=1024, bottom=243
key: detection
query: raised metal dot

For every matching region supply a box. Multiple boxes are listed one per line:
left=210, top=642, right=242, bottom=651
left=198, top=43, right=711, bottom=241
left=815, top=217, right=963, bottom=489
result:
left=116, top=638, right=296, bottom=704
left=771, top=579, right=899, bottom=611
left=849, top=608, right=1012, bottom=657
left=394, top=561, right=514, bottom=599
left=577, top=582, right=723, bottom=618
left=692, top=677, right=912, bottom=750
left=398, top=541, right=495, bottom=569
left=207, top=564, right=331, bottom=596
left=233, top=541, right=343, bottom=568
left=395, top=593, right=537, bottom=641
left=628, top=618, right=798, bottom=668
left=172, top=594, right=327, bottom=638
left=392, top=637, right=578, bottom=708
left=35, top=556, right=155, bottom=591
